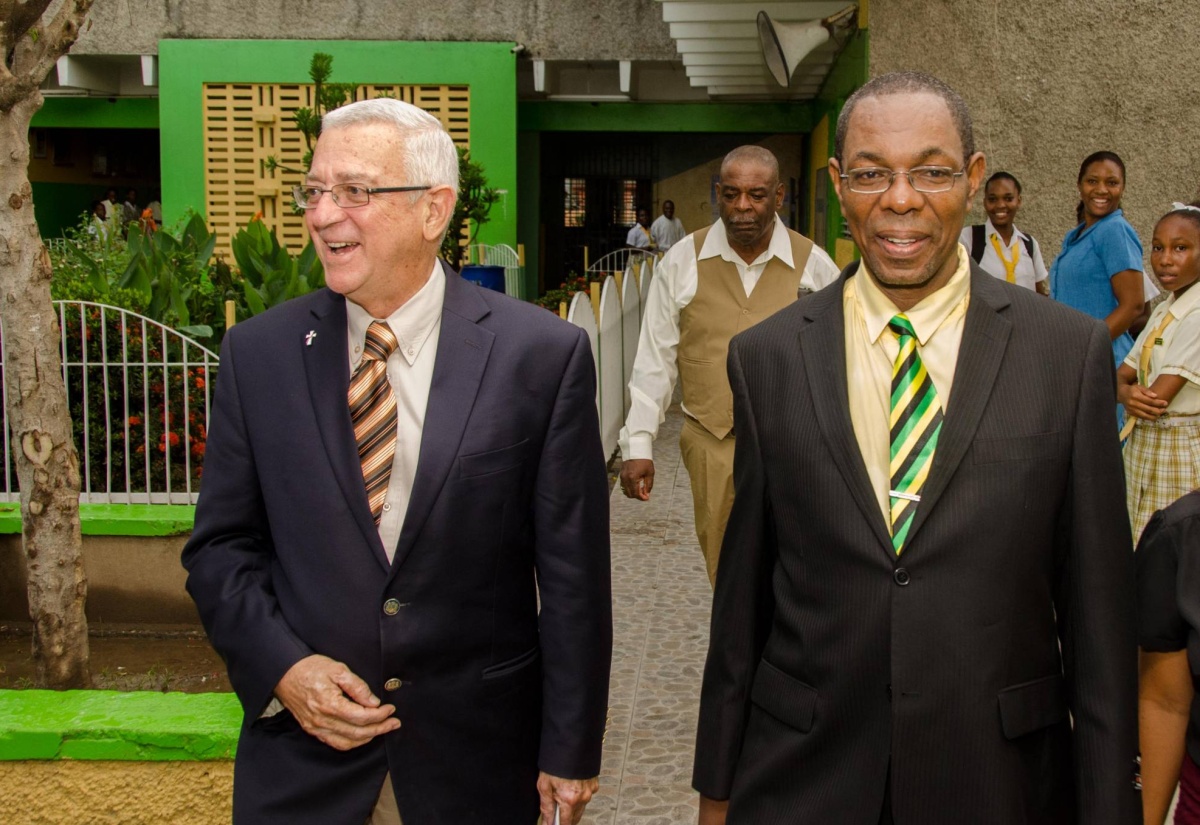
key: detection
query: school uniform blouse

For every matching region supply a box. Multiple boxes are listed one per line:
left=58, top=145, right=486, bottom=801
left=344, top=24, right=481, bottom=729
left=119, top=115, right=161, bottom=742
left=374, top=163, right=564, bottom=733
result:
left=1050, top=208, right=1144, bottom=365
left=1122, top=283, right=1200, bottom=416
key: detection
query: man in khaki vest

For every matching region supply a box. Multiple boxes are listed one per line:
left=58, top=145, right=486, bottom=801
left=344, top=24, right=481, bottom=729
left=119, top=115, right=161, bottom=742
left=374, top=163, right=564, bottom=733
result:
left=618, top=146, right=839, bottom=585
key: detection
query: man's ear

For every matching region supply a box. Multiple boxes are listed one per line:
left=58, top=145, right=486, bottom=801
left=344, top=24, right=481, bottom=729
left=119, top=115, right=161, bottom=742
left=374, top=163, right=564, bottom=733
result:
left=965, top=152, right=987, bottom=205
left=423, top=186, right=457, bottom=243
left=828, top=158, right=845, bottom=204
left=774, top=182, right=785, bottom=211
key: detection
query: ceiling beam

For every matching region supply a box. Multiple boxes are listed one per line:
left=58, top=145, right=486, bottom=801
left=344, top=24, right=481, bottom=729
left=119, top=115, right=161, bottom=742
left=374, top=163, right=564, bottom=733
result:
left=659, top=1, right=851, bottom=23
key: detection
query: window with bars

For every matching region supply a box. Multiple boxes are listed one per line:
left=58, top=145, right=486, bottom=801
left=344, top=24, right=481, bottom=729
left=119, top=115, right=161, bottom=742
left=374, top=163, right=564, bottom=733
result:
left=614, top=179, right=638, bottom=226
left=564, top=178, right=586, bottom=227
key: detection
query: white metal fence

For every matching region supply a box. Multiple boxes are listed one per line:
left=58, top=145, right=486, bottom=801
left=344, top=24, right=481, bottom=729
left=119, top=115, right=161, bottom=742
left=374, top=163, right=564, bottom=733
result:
left=0, top=302, right=219, bottom=504
left=566, top=255, right=655, bottom=459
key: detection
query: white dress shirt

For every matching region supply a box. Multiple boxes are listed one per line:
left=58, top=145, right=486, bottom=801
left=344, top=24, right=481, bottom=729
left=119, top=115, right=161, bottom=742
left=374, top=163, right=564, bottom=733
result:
left=958, top=219, right=1048, bottom=291
left=650, top=214, right=686, bottom=251
left=626, top=223, right=653, bottom=249
left=618, top=215, right=841, bottom=461
left=346, top=261, right=444, bottom=562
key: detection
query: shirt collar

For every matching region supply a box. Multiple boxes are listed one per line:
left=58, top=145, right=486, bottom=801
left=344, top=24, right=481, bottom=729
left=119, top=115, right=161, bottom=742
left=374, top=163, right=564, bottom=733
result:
left=1166, top=282, right=1200, bottom=320
left=347, top=260, right=445, bottom=368
left=1068, top=207, right=1125, bottom=245
left=700, top=214, right=793, bottom=269
left=985, top=218, right=1028, bottom=247
left=857, top=243, right=972, bottom=346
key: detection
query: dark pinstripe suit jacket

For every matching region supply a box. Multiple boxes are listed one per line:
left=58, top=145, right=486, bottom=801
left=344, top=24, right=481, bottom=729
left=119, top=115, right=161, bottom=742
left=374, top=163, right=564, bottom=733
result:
left=693, top=263, right=1140, bottom=824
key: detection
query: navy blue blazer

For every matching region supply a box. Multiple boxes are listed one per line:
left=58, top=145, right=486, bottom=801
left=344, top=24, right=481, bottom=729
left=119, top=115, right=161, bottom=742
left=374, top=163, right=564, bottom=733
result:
left=184, top=263, right=612, bottom=824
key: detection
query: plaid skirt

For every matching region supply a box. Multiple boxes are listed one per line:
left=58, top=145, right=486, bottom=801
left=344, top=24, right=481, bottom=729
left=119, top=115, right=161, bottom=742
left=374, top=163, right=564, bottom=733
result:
left=1124, top=416, right=1200, bottom=545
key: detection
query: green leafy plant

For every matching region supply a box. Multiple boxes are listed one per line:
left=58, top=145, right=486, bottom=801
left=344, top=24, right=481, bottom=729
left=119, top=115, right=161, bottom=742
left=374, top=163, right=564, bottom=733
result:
left=442, top=146, right=500, bottom=271
left=231, top=217, right=325, bottom=317
left=534, top=271, right=594, bottom=312
left=119, top=213, right=220, bottom=340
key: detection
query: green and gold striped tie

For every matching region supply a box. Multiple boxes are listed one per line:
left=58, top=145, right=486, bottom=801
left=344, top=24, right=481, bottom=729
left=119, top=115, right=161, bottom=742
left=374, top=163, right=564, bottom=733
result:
left=349, top=321, right=399, bottom=525
left=888, top=314, right=943, bottom=554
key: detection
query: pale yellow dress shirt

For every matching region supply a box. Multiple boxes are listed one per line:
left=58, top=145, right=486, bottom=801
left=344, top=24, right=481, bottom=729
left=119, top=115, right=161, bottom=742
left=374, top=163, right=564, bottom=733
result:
left=844, top=245, right=972, bottom=524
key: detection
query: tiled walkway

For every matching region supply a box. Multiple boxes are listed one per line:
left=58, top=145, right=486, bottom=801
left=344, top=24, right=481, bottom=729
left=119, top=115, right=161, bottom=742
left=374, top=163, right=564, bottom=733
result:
left=589, top=406, right=710, bottom=824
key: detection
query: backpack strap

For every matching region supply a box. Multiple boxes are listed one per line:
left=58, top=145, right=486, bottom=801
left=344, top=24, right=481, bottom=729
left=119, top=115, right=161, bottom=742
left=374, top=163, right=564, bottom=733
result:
left=970, top=224, right=986, bottom=263
left=1022, top=233, right=1035, bottom=259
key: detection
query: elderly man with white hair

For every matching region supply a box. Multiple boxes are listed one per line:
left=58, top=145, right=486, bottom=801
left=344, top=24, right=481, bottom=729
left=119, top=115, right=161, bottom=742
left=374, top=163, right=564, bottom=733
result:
left=184, top=97, right=613, bottom=825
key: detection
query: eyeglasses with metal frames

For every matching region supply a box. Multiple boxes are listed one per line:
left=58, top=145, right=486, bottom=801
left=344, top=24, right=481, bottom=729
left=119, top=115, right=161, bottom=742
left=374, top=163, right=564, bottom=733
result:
left=839, top=166, right=965, bottom=195
left=292, top=183, right=432, bottom=209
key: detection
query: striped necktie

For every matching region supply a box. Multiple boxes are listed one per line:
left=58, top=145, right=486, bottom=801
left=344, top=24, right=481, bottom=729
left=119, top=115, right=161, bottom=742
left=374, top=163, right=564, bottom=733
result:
left=888, top=313, right=943, bottom=554
left=349, top=321, right=399, bottom=525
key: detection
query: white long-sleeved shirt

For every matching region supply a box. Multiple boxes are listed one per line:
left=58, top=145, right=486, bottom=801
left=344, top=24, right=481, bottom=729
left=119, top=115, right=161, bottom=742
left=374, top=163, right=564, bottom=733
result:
left=618, top=215, right=840, bottom=461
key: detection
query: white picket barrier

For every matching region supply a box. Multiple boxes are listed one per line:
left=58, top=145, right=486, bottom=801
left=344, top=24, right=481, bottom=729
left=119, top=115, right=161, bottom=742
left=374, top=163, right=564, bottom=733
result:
left=553, top=261, right=657, bottom=460
left=596, top=277, right=623, bottom=459
left=565, top=291, right=600, bottom=416
left=620, top=269, right=642, bottom=413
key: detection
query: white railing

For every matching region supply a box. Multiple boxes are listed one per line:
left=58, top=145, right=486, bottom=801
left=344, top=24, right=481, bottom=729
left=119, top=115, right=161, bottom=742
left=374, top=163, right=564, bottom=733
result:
left=466, top=243, right=525, bottom=300
left=587, top=248, right=657, bottom=282
left=0, top=302, right=219, bottom=504
left=562, top=259, right=653, bottom=459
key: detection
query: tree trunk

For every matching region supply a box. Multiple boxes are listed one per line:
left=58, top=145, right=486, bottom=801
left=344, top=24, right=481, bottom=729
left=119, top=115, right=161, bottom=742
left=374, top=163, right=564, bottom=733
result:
left=0, top=90, right=89, bottom=688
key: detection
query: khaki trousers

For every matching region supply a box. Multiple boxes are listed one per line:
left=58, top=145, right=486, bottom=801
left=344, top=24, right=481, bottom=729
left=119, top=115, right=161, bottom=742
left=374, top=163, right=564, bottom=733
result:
left=368, top=773, right=402, bottom=825
left=678, top=416, right=736, bottom=587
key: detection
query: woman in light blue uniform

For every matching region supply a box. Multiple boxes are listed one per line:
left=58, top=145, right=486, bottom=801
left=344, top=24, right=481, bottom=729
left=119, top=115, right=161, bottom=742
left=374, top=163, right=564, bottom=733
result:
left=1050, top=151, right=1145, bottom=368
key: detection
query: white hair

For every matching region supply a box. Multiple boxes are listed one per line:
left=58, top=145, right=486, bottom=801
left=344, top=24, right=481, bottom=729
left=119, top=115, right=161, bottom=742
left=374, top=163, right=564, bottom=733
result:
left=321, top=98, right=459, bottom=196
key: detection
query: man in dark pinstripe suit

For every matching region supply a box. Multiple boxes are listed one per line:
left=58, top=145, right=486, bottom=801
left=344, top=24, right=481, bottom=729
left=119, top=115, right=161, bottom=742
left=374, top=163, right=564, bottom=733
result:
left=693, top=72, right=1139, bottom=825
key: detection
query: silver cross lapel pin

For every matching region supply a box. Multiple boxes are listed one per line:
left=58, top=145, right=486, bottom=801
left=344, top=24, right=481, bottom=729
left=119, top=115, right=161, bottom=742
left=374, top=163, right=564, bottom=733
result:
left=305, top=330, right=317, bottom=346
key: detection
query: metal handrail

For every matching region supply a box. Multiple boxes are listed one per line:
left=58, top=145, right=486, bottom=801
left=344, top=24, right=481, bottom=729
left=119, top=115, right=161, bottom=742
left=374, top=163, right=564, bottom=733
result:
left=0, top=301, right=219, bottom=504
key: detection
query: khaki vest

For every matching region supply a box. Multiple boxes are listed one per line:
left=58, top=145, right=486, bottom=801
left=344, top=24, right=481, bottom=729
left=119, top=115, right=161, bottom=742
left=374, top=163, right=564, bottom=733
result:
left=678, top=225, right=814, bottom=439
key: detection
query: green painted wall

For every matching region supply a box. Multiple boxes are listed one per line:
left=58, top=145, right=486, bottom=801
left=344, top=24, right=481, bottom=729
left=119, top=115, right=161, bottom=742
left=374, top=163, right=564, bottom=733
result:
left=814, top=30, right=870, bottom=254
left=0, top=503, right=194, bottom=537
left=31, top=98, right=159, bottom=130
left=0, top=690, right=238, bottom=761
left=519, top=101, right=815, bottom=133
left=32, top=182, right=95, bottom=239
left=157, top=40, right=518, bottom=249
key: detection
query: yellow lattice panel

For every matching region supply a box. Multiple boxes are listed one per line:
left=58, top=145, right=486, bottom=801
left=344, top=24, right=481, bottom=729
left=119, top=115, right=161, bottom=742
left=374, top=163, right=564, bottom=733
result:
left=203, top=83, right=470, bottom=260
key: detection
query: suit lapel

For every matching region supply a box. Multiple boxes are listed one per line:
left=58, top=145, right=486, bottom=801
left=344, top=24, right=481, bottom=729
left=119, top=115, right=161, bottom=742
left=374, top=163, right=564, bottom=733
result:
left=903, top=266, right=1012, bottom=548
left=301, top=290, right=391, bottom=570
left=801, top=264, right=895, bottom=555
left=389, top=264, right=494, bottom=573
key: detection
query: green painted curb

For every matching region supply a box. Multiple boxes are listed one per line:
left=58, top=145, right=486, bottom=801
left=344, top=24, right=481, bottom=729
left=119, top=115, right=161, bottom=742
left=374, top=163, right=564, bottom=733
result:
left=0, top=690, right=240, bottom=761
left=0, top=503, right=195, bottom=537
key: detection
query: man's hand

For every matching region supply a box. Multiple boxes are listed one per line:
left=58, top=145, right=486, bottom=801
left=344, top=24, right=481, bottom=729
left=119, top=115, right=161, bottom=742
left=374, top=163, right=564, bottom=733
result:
left=1119, top=383, right=1169, bottom=421
left=698, top=795, right=729, bottom=825
left=537, top=772, right=598, bottom=824
left=620, top=459, right=655, bottom=501
left=274, top=654, right=401, bottom=751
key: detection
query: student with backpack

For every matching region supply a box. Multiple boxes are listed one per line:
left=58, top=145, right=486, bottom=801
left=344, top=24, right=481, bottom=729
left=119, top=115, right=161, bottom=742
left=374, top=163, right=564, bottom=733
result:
left=959, top=171, right=1049, bottom=294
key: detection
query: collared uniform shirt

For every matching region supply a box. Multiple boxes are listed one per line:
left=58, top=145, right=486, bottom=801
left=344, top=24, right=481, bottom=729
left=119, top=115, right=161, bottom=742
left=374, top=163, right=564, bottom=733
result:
left=626, top=223, right=653, bottom=249
left=959, top=219, right=1048, bottom=291
left=650, top=214, right=686, bottom=252
left=845, top=244, right=971, bottom=523
left=618, top=215, right=840, bottom=461
left=345, top=260, right=444, bottom=562
left=1123, top=282, right=1200, bottom=415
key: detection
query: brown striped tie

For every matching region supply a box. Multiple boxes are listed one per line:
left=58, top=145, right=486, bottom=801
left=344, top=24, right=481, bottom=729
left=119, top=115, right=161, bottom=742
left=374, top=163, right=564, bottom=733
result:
left=349, top=321, right=398, bottom=524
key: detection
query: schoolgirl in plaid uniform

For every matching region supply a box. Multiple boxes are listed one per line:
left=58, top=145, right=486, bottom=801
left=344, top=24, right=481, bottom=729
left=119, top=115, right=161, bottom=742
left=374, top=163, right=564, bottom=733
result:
left=1119, top=202, right=1200, bottom=542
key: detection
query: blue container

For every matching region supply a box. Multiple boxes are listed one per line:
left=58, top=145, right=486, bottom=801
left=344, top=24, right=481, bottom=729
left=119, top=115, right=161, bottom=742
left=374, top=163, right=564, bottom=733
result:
left=460, top=264, right=506, bottom=294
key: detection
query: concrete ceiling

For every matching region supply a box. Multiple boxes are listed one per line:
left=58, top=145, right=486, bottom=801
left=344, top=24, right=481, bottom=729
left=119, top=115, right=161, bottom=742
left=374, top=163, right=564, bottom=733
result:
left=657, top=0, right=855, bottom=99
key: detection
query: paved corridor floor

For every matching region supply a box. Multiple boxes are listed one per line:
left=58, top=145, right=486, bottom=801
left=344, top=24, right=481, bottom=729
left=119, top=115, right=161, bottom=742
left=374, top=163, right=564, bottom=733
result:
left=588, top=406, right=711, bottom=824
